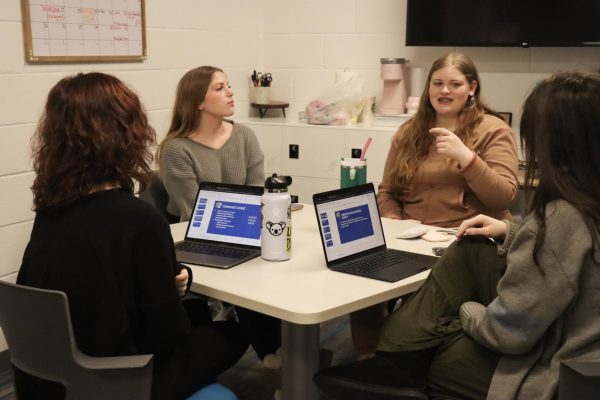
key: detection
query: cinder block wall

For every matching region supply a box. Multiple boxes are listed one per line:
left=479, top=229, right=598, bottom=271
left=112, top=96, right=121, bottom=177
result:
left=1, top=0, right=599, bottom=353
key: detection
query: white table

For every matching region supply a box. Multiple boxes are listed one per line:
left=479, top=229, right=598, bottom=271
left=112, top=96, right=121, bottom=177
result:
left=171, top=206, right=453, bottom=400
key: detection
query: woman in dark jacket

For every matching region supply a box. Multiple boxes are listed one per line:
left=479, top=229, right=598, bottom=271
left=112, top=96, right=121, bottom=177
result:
left=16, top=72, right=248, bottom=400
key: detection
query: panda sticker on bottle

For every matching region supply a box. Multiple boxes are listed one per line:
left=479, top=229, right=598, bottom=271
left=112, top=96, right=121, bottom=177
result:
left=261, top=174, right=292, bottom=261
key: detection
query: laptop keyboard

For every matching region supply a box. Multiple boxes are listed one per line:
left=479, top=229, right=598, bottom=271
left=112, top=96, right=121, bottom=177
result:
left=176, top=242, right=256, bottom=259
left=333, top=250, right=418, bottom=275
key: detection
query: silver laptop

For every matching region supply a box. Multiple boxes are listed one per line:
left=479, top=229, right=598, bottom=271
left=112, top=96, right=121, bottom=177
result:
left=312, top=183, right=437, bottom=282
left=175, top=182, right=263, bottom=269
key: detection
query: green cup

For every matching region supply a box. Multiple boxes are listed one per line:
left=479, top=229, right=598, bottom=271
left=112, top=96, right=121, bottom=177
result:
left=341, top=158, right=367, bottom=188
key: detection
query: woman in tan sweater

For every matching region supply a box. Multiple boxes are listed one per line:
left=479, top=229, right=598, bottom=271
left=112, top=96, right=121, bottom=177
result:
left=317, top=71, right=600, bottom=400
left=353, top=53, right=519, bottom=359
left=378, top=53, right=519, bottom=227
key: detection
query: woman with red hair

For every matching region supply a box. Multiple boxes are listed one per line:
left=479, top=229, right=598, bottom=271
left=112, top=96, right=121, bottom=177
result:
left=16, top=72, right=248, bottom=399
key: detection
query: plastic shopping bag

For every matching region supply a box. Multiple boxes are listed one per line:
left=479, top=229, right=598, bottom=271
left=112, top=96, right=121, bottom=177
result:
left=305, top=76, right=364, bottom=125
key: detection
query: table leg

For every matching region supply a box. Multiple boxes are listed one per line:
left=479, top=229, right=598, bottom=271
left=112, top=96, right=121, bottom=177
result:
left=281, top=321, right=320, bottom=400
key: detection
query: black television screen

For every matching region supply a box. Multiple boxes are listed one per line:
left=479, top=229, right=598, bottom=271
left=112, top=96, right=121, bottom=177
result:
left=406, top=0, right=600, bottom=47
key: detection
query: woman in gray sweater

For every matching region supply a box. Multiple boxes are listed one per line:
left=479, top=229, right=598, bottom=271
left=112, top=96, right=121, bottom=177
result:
left=156, top=66, right=281, bottom=370
left=315, top=72, right=600, bottom=400
left=156, top=66, right=264, bottom=222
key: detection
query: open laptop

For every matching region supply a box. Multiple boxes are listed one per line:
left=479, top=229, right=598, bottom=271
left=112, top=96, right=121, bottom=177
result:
left=312, top=183, right=438, bottom=282
left=175, top=182, right=263, bottom=268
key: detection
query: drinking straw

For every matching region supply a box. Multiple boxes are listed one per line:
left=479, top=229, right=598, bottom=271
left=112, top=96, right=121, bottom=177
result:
left=360, top=136, right=372, bottom=161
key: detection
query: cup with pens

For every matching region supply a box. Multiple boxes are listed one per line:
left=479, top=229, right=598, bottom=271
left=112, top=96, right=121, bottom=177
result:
left=251, top=70, right=273, bottom=104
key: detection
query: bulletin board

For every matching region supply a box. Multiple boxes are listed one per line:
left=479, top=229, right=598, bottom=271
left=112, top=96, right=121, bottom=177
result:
left=21, top=0, right=147, bottom=63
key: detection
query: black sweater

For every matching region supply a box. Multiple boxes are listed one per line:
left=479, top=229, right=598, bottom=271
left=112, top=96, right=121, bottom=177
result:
left=16, top=189, right=248, bottom=399
left=18, top=189, right=190, bottom=359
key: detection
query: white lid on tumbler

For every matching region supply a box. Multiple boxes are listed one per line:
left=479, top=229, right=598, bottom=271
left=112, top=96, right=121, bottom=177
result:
left=341, top=158, right=366, bottom=168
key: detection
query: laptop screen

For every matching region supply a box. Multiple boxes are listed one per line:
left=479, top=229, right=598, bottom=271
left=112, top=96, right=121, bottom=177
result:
left=314, top=184, right=386, bottom=263
left=185, top=183, right=262, bottom=247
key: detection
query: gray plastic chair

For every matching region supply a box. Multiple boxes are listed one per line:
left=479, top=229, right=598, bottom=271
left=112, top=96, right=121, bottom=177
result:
left=0, top=280, right=153, bottom=400
left=0, top=280, right=239, bottom=400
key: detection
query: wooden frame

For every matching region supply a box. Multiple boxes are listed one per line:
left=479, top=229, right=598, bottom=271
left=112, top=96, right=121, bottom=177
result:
left=21, top=0, right=147, bottom=63
left=499, top=112, right=513, bottom=126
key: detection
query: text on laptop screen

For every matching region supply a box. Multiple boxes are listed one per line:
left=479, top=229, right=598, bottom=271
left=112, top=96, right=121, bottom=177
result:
left=186, top=189, right=261, bottom=246
left=315, top=191, right=385, bottom=262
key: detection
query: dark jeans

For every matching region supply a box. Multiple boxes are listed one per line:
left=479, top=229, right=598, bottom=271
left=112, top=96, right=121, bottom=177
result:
left=152, top=320, right=248, bottom=399
left=236, top=306, right=281, bottom=360
left=184, top=293, right=281, bottom=361
left=378, top=236, right=507, bottom=399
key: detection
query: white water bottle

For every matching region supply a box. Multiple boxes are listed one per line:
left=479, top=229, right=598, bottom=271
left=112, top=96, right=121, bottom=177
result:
left=261, top=174, right=292, bottom=261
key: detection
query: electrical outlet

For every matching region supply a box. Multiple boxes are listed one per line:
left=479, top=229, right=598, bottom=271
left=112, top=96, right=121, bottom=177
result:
left=289, top=144, right=299, bottom=159
left=351, top=148, right=362, bottom=158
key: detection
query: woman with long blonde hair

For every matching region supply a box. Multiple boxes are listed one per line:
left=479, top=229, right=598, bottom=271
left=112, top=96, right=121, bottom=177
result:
left=156, top=66, right=264, bottom=222
left=157, top=66, right=282, bottom=372
left=352, top=53, right=519, bottom=360
left=318, top=71, right=600, bottom=400
left=378, top=53, right=518, bottom=228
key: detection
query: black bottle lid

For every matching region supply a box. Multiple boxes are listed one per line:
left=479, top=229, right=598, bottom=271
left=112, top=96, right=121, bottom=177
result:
left=264, top=173, right=292, bottom=190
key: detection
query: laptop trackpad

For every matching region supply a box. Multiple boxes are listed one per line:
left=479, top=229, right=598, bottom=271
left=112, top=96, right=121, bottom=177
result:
left=177, top=251, right=242, bottom=269
left=374, top=259, right=432, bottom=282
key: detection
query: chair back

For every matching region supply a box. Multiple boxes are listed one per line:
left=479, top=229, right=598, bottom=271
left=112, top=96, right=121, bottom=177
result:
left=0, top=280, right=153, bottom=400
left=139, top=171, right=179, bottom=223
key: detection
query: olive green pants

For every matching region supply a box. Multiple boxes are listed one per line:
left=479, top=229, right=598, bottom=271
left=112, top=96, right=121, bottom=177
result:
left=378, top=236, right=507, bottom=400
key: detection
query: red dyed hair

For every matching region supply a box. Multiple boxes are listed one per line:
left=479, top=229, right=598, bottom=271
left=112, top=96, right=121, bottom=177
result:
left=31, top=72, right=156, bottom=209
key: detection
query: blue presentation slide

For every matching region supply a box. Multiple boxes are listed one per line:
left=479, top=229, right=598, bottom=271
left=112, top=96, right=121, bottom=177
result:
left=334, top=204, right=374, bottom=244
left=207, top=201, right=260, bottom=239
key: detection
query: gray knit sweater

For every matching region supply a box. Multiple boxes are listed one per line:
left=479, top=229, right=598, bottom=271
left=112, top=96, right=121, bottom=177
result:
left=159, top=122, right=264, bottom=221
left=460, top=200, right=600, bottom=399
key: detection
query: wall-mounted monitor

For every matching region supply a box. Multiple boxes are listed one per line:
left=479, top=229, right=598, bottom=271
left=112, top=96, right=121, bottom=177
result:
left=406, top=0, right=600, bottom=47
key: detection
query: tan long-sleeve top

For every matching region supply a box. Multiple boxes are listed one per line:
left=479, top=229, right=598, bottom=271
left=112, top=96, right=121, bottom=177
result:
left=377, top=114, right=519, bottom=228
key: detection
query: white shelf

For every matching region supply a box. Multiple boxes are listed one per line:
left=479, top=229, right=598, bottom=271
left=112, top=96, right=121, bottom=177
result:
left=234, top=117, right=406, bottom=132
